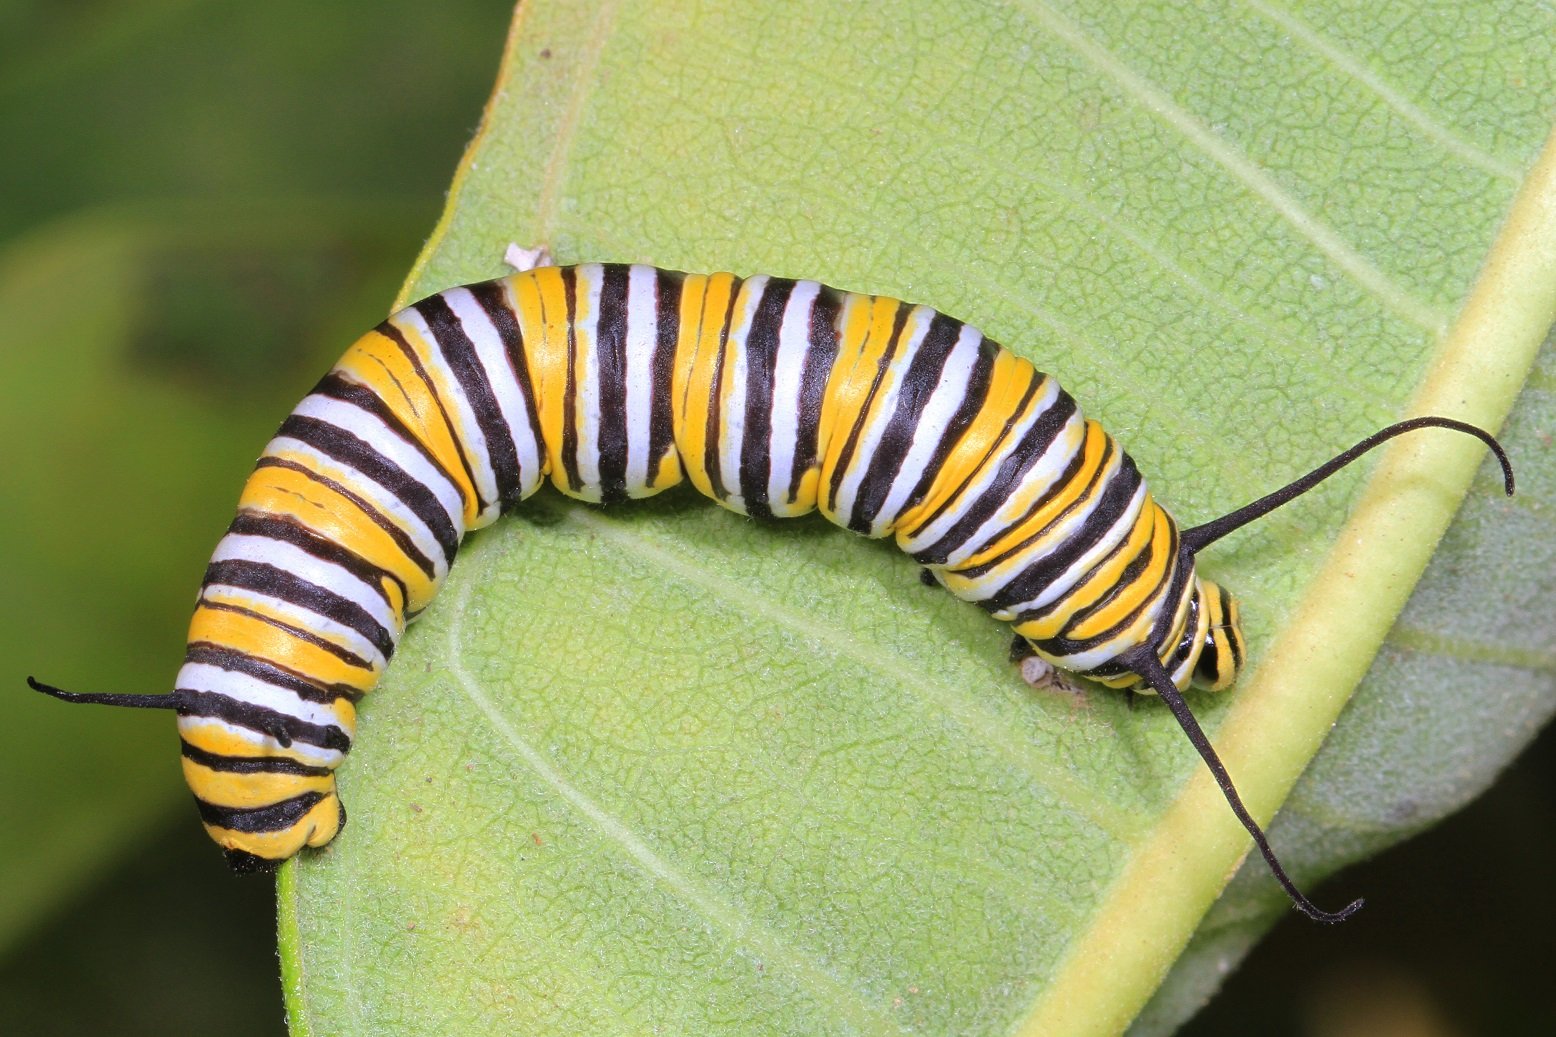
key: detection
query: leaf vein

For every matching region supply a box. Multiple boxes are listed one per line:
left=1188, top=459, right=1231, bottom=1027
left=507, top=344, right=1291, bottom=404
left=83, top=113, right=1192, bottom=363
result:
left=442, top=568, right=916, bottom=1036
left=1243, top=0, right=1522, bottom=182
left=1009, top=0, right=1450, bottom=332
left=565, top=505, right=1144, bottom=841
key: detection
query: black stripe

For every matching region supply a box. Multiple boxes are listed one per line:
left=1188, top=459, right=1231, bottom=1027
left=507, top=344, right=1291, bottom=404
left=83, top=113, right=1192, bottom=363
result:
left=649, top=269, right=682, bottom=487
left=560, top=266, right=583, bottom=492
left=1166, top=583, right=1201, bottom=674
left=1049, top=521, right=1191, bottom=682
left=1039, top=544, right=1182, bottom=666
left=946, top=428, right=1093, bottom=580
left=416, top=292, right=521, bottom=508
left=227, top=510, right=405, bottom=620
left=1224, top=584, right=1244, bottom=672
left=468, top=279, right=545, bottom=507
left=911, top=385, right=1076, bottom=565
left=703, top=277, right=745, bottom=505
left=313, top=372, right=463, bottom=512
left=847, top=311, right=962, bottom=532
left=181, top=739, right=334, bottom=777
left=253, top=458, right=437, bottom=580
left=826, top=301, right=912, bottom=512
left=594, top=264, right=632, bottom=503
left=789, top=286, right=843, bottom=501
left=184, top=642, right=363, bottom=705
left=895, top=337, right=999, bottom=525
left=736, top=278, right=794, bottom=520
left=202, top=559, right=396, bottom=662
left=981, top=446, right=1142, bottom=613
left=1078, top=659, right=1131, bottom=683
left=1053, top=513, right=1166, bottom=642
left=374, top=320, right=486, bottom=516
left=197, top=791, right=329, bottom=833
left=276, top=413, right=459, bottom=565
left=177, top=688, right=351, bottom=752
left=195, top=599, right=377, bottom=672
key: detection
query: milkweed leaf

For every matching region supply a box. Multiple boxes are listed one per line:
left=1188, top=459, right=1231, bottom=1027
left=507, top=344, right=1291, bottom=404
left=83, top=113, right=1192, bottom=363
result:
left=281, top=3, right=1556, bottom=1034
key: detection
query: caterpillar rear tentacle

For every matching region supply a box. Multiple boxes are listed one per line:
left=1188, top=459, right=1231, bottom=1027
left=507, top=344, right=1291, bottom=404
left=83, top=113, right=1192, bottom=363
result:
left=28, top=262, right=1515, bottom=921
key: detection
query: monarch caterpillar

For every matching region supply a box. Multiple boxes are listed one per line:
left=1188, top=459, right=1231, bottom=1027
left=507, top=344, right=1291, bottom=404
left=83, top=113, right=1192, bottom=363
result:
left=29, top=246, right=1513, bottom=924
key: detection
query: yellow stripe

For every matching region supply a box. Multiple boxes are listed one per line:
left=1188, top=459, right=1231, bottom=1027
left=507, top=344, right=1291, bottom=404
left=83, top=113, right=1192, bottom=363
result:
left=1084, top=670, right=1140, bottom=690
left=258, top=435, right=435, bottom=566
left=958, top=420, right=1110, bottom=573
left=1063, top=506, right=1173, bottom=641
left=334, top=331, right=481, bottom=523
left=893, top=353, right=1041, bottom=537
left=1197, top=588, right=1243, bottom=691
left=569, top=265, right=602, bottom=496
left=512, top=266, right=573, bottom=486
left=237, top=466, right=435, bottom=613
left=186, top=604, right=380, bottom=692
left=974, top=418, right=1089, bottom=537
left=668, top=273, right=709, bottom=488
left=180, top=720, right=334, bottom=764
left=203, top=794, right=343, bottom=856
left=673, top=272, right=738, bottom=500
left=200, top=582, right=382, bottom=657
left=817, top=295, right=893, bottom=512
left=382, top=308, right=496, bottom=519
left=822, top=298, right=915, bottom=521
left=184, top=762, right=336, bottom=810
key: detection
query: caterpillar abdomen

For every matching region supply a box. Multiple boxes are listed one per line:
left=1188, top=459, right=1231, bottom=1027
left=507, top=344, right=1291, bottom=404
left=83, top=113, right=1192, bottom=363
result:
left=174, top=263, right=1211, bottom=864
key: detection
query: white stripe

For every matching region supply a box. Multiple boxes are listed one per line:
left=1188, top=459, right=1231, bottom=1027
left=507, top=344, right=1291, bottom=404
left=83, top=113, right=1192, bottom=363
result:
left=870, top=323, right=982, bottom=534
left=895, top=376, right=1062, bottom=557
left=622, top=265, right=660, bottom=494
left=211, top=533, right=400, bottom=636
left=830, top=304, right=934, bottom=531
left=1038, top=642, right=1124, bottom=674
left=262, top=435, right=450, bottom=581
left=1045, top=588, right=1179, bottom=678
left=290, top=394, right=463, bottom=533
left=176, top=713, right=345, bottom=768
left=937, top=409, right=1093, bottom=582
left=175, top=661, right=345, bottom=731
left=765, top=279, right=821, bottom=517
left=716, top=275, right=767, bottom=513
left=442, top=286, right=546, bottom=511
left=992, top=479, right=1148, bottom=614
left=1174, top=589, right=1207, bottom=689
left=569, top=264, right=606, bottom=498
left=966, top=448, right=1132, bottom=605
left=200, top=584, right=387, bottom=670
left=940, top=405, right=1086, bottom=571
left=389, top=304, right=500, bottom=513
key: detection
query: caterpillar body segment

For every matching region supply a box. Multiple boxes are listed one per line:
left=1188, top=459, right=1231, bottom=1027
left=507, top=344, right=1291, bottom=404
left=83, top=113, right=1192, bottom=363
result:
left=30, top=261, right=1515, bottom=922
left=189, top=265, right=1228, bottom=865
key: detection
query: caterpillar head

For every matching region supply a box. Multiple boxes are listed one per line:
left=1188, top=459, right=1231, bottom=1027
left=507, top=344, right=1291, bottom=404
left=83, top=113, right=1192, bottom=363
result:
left=1188, top=577, right=1244, bottom=692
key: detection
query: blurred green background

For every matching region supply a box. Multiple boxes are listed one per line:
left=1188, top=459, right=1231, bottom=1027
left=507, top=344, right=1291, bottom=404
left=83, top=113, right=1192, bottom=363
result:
left=0, top=2, right=1549, bottom=1034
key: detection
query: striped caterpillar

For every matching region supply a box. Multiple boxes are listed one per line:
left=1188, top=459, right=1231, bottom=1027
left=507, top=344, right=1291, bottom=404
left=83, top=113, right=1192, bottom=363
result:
left=30, top=246, right=1513, bottom=924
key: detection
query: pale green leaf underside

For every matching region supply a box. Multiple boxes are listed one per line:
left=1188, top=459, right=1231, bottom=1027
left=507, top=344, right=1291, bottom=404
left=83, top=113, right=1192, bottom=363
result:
left=281, top=2, right=1556, bottom=1034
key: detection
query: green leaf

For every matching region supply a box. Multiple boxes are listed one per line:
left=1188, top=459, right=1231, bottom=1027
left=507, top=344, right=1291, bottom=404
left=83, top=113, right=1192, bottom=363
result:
left=282, top=2, right=1556, bottom=1033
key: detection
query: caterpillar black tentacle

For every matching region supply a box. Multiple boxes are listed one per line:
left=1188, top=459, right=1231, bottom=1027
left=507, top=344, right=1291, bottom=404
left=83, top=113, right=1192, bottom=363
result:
left=30, top=258, right=1515, bottom=922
